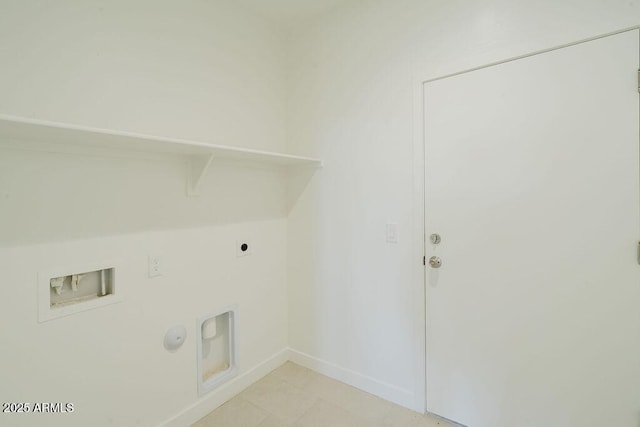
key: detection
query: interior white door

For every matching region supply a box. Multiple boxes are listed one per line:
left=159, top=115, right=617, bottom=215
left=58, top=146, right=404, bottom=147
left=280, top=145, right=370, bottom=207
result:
left=425, top=30, right=640, bottom=427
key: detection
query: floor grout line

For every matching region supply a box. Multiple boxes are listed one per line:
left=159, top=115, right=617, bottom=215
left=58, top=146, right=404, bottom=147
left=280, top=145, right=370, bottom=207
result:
left=192, top=362, right=452, bottom=427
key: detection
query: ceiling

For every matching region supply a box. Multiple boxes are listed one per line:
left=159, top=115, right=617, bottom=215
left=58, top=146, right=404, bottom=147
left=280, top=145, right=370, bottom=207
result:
left=233, top=0, right=349, bottom=28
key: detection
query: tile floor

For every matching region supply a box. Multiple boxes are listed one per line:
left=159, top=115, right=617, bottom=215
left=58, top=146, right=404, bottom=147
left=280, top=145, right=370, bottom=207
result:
left=193, top=362, right=454, bottom=427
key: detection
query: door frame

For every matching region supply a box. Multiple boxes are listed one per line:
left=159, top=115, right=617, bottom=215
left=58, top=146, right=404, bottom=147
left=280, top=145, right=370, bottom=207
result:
left=412, top=24, right=640, bottom=415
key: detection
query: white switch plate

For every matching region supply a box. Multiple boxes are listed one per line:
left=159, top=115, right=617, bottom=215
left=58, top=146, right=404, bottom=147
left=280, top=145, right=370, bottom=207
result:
left=386, top=223, right=399, bottom=244
left=148, top=256, right=162, bottom=278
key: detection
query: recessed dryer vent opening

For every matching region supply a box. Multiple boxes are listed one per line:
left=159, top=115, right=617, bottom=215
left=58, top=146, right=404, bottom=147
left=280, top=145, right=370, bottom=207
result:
left=197, top=308, right=237, bottom=396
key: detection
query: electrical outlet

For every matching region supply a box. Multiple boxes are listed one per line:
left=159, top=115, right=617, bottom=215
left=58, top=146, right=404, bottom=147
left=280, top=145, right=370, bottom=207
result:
left=386, top=223, right=399, bottom=244
left=148, top=256, right=162, bottom=278
left=236, top=241, right=252, bottom=257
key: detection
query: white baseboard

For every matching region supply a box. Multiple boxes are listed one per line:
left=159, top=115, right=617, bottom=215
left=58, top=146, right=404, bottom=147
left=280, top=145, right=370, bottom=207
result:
left=288, top=348, right=417, bottom=411
left=160, top=347, right=419, bottom=426
left=159, top=348, right=289, bottom=427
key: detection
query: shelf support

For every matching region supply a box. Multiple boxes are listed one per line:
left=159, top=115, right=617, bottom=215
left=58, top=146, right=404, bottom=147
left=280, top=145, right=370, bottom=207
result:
left=187, top=153, right=215, bottom=196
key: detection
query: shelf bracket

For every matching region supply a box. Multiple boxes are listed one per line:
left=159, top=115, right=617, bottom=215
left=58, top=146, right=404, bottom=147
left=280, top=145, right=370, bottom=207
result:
left=187, top=153, right=215, bottom=196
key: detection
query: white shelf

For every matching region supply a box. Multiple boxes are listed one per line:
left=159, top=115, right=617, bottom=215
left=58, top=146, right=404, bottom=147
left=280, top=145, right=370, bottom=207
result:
left=0, top=114, right=322, bottom=195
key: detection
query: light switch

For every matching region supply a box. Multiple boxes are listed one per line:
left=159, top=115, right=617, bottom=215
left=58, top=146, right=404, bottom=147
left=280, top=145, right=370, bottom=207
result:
left=386, top=223, right=399, bottom=244
left=149, top=256, right=162, bottom=278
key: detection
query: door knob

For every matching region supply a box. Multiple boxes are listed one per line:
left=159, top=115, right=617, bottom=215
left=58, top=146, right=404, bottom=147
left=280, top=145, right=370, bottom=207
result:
left=429, top=256, right=442, bottom=269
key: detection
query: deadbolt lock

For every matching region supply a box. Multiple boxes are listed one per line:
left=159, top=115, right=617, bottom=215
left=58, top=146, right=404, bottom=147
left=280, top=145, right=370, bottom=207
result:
left=430, top=233, right=441, bottom=244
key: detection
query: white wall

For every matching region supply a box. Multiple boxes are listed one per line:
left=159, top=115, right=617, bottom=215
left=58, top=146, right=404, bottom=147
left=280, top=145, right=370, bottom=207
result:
left=286, top=0, right=640, bottom=412
left=0, top=223, right=288, bottom=427
left=0, top=0, right=286, bottom=152
left=0, top=0, right=291, bottom=245
left=0, top=1, right=292, bottom=426
left=3, top=0, right=640, bottom=424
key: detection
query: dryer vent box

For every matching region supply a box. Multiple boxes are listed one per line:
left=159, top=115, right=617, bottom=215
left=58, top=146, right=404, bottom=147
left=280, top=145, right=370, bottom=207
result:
left=197, top=308, right=237, bottom=396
